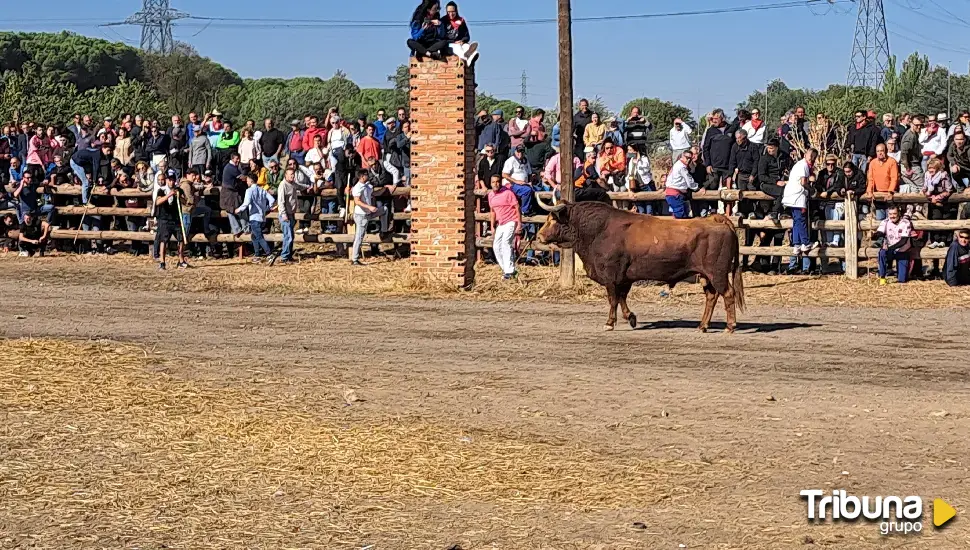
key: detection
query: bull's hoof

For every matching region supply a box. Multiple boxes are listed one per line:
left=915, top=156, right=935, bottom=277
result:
left=628, top=313, right=638, bottom=329
left=697, top=326, right=708, bottom=333
left=604, top=325, right=614, bottom=332
left=725, top=325, right=736, bottom=334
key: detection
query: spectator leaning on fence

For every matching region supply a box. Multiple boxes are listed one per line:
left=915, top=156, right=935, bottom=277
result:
left=866, top=143, right=899, bottom=220
left=947, top=131, right=970, bottom=192
left=873, top=205, right=912, bottom=285
left=783, top=147, right=819, bottom=260
left=923, top=157, right=953, bottom=250
left=944, top=229, right=970, bottom=287
left=701, top=108, right=735, bottom=216
left=665, top=149, right=697, bottom=219
left=816, top=154, right=847, bottom=249
left=729, top=128, right=761, bottom=219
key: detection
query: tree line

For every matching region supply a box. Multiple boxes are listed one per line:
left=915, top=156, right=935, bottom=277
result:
left=0, top=32, right=963, bottom=141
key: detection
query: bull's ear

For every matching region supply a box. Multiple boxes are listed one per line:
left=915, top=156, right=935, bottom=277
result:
left=553, top=206, right=569, bottom=223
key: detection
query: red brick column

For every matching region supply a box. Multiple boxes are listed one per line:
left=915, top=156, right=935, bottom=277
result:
left=408, top=56, right=476, bottom=288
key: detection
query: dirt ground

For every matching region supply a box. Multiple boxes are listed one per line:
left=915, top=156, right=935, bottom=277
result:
left=1, top=256, right=969, bottom=549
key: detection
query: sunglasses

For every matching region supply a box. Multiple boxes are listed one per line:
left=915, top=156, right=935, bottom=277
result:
left=825, top=162, right=836, bottom=166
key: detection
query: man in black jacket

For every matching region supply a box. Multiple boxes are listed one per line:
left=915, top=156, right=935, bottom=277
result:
left=700, top=109, right=737, bottom=216
left=729, top=128, right=761, bottom=218
left=757, top=138, right=788, bottom=221
left=847, top=110, right=882, bottom=173
left=572, top=99, right=593, bottom=155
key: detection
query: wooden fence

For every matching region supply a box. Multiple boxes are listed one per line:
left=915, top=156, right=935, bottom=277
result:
left=5, top=184, right=970, bottom=279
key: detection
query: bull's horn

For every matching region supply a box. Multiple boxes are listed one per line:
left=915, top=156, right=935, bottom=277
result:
left=535, top=193, right=565, bottom=212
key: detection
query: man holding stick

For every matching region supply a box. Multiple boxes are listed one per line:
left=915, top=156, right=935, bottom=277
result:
left=154, top=171, right=188, bottom=271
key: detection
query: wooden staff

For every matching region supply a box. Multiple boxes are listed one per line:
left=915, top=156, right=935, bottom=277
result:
left=175, top=188, right=189, bottom=245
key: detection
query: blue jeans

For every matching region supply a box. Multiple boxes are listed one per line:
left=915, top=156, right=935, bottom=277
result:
left=71, top=159, right=91, bottom=203
left=19, top=202, right=54, bottom=224
left=790, top=207, right=809, bottom=246
left=321, top=199, right=338, bottom=233
left=288, top=151, right=305, bottom=166
left=262, top=155, right=279, bottom=166
left=635, top=182, right=657, bottom=215
left=852, top=153, right=869, bottom=174
left=879, top=248, right=910, bottom=282
left=666, top=193, right=690, bottom=219
left=280, top=218, right=295, bottom=260
left=249, top=220, right=272, bottom=257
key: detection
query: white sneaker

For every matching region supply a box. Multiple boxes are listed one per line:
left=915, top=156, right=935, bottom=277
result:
left=801, top=242, right=819, bottom=253
left=295, top=228, right=306, bottom=235
left=792, top=246, right=802, bottom=256
left=18, top=251, right=28, bottom=257
left=339, top=207, right=346, bottom=217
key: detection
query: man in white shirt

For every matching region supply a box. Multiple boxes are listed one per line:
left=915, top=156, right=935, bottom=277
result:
left=502, top=145, right=532, bottom=187
left=783, top=147, right=819, bottom=259
left=350, top=169, right=386, bottom=266
left=919, top=118, right=946, bottom=170
left=665, top=150, right=698, bottom=219
left=669, top=118, right=692, bottom=163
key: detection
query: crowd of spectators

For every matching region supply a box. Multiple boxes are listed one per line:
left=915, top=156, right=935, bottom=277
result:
left=0, top=105, right=412, bottom=267
left=475, top=102, right=970, bottom=286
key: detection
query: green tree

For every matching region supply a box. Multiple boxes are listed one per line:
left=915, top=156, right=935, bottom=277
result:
left=0, top=31, right=144, bottom=91
left=0, top=63, right=79, bottom=123
left=143, top=43, right=242, bottom=116
left=77, top=76, right=165, bottom=122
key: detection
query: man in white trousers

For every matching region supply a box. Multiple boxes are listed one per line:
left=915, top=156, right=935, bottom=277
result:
left=486, top=174, right=522, bottom=280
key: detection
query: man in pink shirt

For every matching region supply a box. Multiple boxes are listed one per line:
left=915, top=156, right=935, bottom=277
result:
left=486, top=174, right=521, bottom=279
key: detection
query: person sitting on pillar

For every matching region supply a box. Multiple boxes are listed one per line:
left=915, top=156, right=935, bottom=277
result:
left=442, top=2, right=479, bottom=65
left=757, top=138, right=788, bottom=222
left=873, top=205, right=913, bottom=285
left=17, top=209, right=50, bottom=257
left=408, top=1, right=449, bottom=61
left=944, top=229, right=970, bottom=287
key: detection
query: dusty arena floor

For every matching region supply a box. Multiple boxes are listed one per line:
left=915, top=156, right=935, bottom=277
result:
left=1, top=256, right=969, bottom=549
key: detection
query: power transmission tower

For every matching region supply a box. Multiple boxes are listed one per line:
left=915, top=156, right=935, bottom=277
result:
left=118, top=0, right=190, bottom=54
left=847, top=0, right=890, bottom=88
left=521, top=71, right=528, bottom=106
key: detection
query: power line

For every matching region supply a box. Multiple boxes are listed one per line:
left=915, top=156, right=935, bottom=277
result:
left=888, top=29, right=970, bottom=55
left=166, top=0, right=850, bottom=29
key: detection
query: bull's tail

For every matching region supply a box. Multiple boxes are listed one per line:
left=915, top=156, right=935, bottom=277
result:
left=733, top=253, right=746, bottom=313
left=713, top=214, right=746, bottom=313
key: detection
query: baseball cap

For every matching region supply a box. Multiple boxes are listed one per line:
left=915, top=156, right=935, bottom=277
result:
left=938, top=113, right=949, bottom=121
left=204, top=169, right=214, bottom=177
left=515, top=144, right=526, bottom=152
left=290, top=119, right=300, bottom=126
left=385, top=117, right=397, bottom=125
left=767, top=137, right=781, bottom=147
left=492, top=109, right=504, bottom=116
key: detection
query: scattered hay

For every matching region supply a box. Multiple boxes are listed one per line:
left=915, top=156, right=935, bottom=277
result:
left=5, top=253, right=970, bottom=310
left=0, top=339, right=728, bottom=548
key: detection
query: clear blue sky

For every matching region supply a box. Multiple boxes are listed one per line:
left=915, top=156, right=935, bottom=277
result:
left=3, top=0, right=968, bottom=118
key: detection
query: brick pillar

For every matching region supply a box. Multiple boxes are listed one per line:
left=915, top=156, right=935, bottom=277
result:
left=408, top=56, right=476, bottom=288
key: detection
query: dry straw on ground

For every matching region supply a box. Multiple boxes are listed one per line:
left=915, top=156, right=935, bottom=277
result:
left=5, top=254, right=970, bottom=309
left=0, top=339, right=730, bottom=549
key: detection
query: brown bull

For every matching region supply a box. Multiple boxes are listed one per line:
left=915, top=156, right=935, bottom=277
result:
left=536, top=200, right=745, bottom=332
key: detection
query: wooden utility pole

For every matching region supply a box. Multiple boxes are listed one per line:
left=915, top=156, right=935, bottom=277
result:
left=557, top=0, right=575, bottom=287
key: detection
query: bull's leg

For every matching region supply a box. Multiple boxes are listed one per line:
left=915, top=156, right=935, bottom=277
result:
left=722, top=286, right=737, bottom=333
left=616, top=281, right=637, bottom=329
left=698, top=285, right=719, bottom=333
left=605, top=284, right=618, bottom=331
